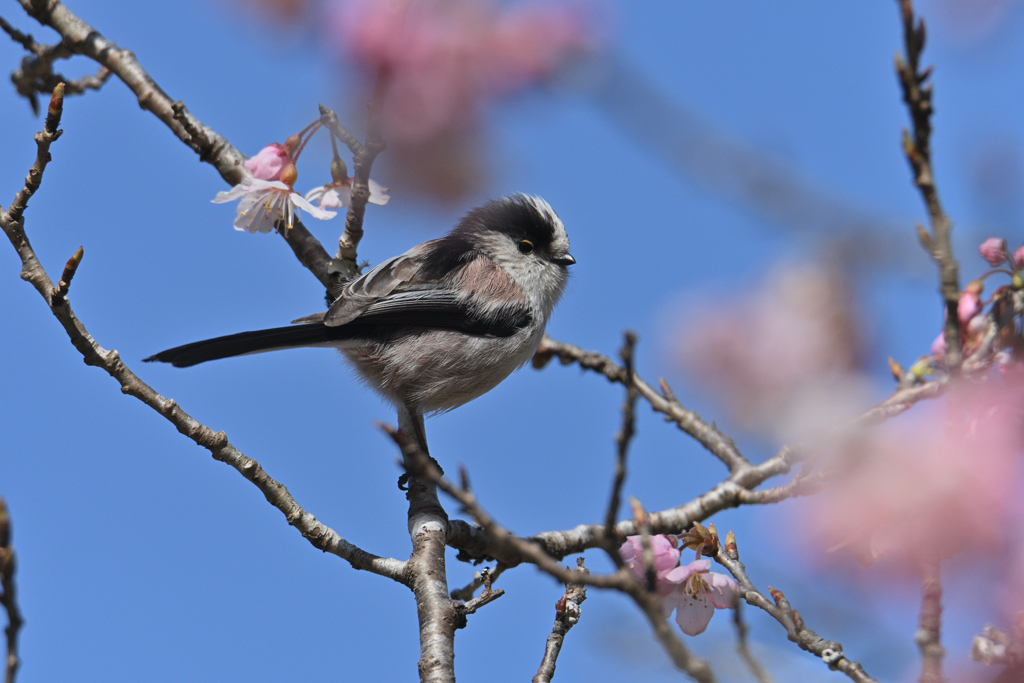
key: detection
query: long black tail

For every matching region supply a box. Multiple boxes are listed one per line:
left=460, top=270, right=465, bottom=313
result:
left=143, top=323, right=353, bottom=368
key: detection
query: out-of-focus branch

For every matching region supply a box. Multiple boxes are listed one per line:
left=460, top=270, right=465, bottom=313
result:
left=894, top=0, right=961, bottom=369
left=732, top=603, right=775, bottom=683
left=715, top=546, right=878, bottom=683
left=915, top=559, right=946, bottom=683
left=0, top=499, right=23, bottom=683
left=12, top=0, right=335, bottom=287
left=0, top=91, right=406, bottom=585
left=532, top=558, right=588, bottom=683
left=0, top=14, right=110, bottom=115
left=971, top=613, right=1024, bottom=682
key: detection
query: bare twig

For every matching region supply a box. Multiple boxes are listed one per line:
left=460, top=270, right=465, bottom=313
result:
left=603, top=332, right=638, bottom=550
left=894, top=0, right=961, bottom=368
left=533, top=558, right=589, bottom=683
left=319, top=89, right=387, bottom=271
left=0, top=91, right=406, bottom=585
left=915, top=559, right=946, bottom=683
left=0, top=499, right=23, bottom=683
left=715, top=548, right=878, bottom=683
left=732, top=602, right=775, bottom=683
left=535, top=336, right=748, bottom=473
left=13, top=0, right=335, bottom=287
left=450, top=564, right=507, bottom=602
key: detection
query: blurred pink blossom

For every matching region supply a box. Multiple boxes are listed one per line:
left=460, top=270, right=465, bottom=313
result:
left=332, top=0, right=592, bottom=145
left=979, top=237, right=1008, bottom=267
left=1014, top=243, right=1024, bottom=269
left=619, top=534, right=681, bottom=600
left=244, top=143, right=292, bottom=181
left=673, top=263, right=866, bottom=438
left=806, top=380, right=1024, bottom=568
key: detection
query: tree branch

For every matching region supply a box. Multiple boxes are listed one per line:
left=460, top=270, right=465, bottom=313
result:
left=0, top=90, right=406, bottom=585
left=894, top=0, right=961, bottom=369
left=715, top=547, right=878, bottom=683
left=0, top=499, right=23, bottom=683
left=12, top=0, right=335, bottom=287
left=732, top=602, right=775, bottom=683
left=533, top=558, right=588, bottom=683
left=915, top=559, right=946, bottom=683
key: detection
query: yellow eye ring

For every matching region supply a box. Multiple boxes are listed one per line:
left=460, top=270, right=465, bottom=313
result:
left=518, top=240, right=534, bottom=255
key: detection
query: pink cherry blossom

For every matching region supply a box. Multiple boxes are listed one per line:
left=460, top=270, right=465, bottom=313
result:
left=305, top=177, right=390, bottom=210
left=619, top=535, right=681, bottom=600
left=662, top=559, right=741, bottom=636
left=979, top=237, right=1008, bottom=267
left=244, top=143, right=292, bottom=182
left=1013, top=243, right=1024, bottom=269
left=213, top=177, right=336, bottom=233
left=803, top=381, right=1024, bottom=569
left=959, top=290, right=983, bottom=325
left=331, top=0, right=593, bottom=145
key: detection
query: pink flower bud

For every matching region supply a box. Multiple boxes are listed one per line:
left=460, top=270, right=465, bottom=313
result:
left=958, top=291, right=982, bottom=325
left=244, top=144, right=292, bottom=182
left=979, top=237, right=1007, bottom=267
left=1014, top=243, right=1024, bottom=269
left=931, top=332, right=947, bottom=359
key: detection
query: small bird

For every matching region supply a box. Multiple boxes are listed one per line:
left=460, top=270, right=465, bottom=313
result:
left=145, top=194, right=575, bottom=451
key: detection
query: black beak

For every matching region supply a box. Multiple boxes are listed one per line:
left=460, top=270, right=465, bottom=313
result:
left=553, top=253, right=576, bottom=267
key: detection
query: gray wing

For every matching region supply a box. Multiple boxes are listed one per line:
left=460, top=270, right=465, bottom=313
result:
left=324, top=242, right=436, bottom=327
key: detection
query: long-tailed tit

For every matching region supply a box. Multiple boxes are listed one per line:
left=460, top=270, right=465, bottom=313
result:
left=145, top=194, right=575, bottom=450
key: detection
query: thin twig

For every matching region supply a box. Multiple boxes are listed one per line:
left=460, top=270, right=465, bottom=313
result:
left=533, top=558, right=589, bottom=683
left=915, top=559, right=946, bottom=683
left=450, top=564, right=506, bottom=602
left=535, top=336, right=748, bottom=472
left=0, top=499, right=23, bottom=683
left=732, top=603, right=775, bottom=683
left=715, top=548, right=878, bottom=683
left=603, top=332, right=638, bottom=552
left=894, top=0, right=961, bottom=369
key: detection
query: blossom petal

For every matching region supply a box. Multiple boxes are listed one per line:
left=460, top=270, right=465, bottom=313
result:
left=675, top=593, right=715, bottom=636
left=663, top=559, right=711, bottom=585
left=291, top=192, right=338, bottom=220
left=368, top=178, right=391, bottom=205
left=705, top=572, right=741, bottom=609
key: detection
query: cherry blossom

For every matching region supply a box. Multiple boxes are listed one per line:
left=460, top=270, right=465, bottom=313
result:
left=213, top=164, right=336, bottom=234
left=619, top=537, right=740, bottom=636
left=306, top=177, right=390, bottom=210
left=662, top=559, right=741, bottom=636
left=979, top=237, right=1008, bottom=267
left=244, top=143, right=293, bottom=182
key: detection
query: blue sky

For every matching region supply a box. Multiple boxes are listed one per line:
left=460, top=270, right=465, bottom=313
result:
left=2, top=1, right=1023, bottom=681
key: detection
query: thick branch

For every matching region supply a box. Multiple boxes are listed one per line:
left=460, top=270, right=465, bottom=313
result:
left=386, top=424, right=456, bottom=683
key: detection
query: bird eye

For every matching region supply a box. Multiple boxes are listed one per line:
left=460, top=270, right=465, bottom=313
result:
left=518, top=240, right=534, bottom=255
